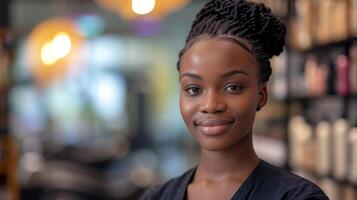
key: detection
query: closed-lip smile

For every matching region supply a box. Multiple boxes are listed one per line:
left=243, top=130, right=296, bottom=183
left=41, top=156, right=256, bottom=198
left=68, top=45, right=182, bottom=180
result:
left=194, top=118, right=235, bottom=126
left=194, top=118, right=235, bottom=136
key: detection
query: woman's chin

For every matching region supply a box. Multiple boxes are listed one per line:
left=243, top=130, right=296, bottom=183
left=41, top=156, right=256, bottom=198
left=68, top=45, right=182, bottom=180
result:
left=196, top=132, right=251, bottom=152
left=199, top=141, right=235, bottom=152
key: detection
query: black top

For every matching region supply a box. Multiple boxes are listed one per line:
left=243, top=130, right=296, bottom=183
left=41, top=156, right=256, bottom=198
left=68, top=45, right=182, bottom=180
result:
left=140, top=160, right=329, bottom=200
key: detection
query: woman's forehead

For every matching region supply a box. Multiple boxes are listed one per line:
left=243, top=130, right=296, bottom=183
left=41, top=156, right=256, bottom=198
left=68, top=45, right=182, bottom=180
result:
left=180, top=38, right=258, bottom=73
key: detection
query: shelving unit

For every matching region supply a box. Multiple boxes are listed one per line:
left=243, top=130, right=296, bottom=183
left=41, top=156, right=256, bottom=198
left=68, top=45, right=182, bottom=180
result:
left=287, top=2, right=357, bottom=199
left=253, top=0, right=357, bottom=199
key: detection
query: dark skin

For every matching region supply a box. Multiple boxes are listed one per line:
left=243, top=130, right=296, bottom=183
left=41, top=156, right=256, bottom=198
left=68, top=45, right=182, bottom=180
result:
left=179, top=37, right=267, bottom=200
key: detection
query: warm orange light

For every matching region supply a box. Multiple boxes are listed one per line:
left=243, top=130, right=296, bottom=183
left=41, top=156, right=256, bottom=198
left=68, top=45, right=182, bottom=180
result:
left=27, top=18, right=83, bottom=87
left=95, top=0, right=191, bottom=20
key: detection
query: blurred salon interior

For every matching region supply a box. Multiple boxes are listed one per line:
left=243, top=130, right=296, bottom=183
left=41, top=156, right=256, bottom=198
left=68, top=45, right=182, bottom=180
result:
left=0, top=0, right=356, bottom=199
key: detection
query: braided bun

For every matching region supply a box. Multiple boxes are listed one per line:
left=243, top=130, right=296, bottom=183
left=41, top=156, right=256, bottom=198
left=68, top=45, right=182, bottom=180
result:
left=178, top=0, right=286, bottom=83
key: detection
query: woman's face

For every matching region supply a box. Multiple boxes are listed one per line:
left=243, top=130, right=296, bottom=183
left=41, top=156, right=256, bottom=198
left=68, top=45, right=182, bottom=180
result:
left=179, top=37, right=267, bottom=151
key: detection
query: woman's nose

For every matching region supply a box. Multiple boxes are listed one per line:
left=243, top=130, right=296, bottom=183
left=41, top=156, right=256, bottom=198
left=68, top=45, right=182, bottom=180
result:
left=199, top=91, right=227, bottom=114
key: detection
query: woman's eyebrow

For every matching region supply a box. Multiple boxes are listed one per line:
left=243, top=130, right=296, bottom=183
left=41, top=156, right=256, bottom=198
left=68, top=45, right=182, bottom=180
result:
left=220, top=70, right=249, bottom=78
left=179, top=70, right=248, bottom=80
left=180, top=72, right=202, bottom=80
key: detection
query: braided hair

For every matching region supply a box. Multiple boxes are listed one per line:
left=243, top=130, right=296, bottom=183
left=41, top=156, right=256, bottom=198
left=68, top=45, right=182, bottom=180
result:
left=177, top=0, right=286, bottom=83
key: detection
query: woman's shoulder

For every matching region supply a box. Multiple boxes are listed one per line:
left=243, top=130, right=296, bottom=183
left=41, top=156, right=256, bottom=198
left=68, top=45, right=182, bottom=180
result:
left=139, top=168, right=195, bottom=200
left=258, top=160, right=321, bottom=187
left=252, top=160, right=329, bottom=199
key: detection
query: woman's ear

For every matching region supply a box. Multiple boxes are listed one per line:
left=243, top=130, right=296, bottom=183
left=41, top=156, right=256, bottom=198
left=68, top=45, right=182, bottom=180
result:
left=256, top=83, right=267, bottom=111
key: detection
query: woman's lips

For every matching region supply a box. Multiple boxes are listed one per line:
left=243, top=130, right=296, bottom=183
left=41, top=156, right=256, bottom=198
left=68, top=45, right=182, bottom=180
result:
left=194, top=118, right=234, bottom=136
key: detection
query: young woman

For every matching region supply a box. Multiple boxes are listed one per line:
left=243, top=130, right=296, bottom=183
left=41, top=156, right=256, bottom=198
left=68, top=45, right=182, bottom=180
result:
left=141, top=0, right=329, bottom=199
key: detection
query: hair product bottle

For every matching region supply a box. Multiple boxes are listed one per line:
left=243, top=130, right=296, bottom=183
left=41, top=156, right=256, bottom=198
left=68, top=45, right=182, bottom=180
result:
left=294, top=0, right=312, bottom=48
left=317, top=0, right=332, bottom=43
left=331, top=0, right=348, bottom=41
left=271, top=52, right=288, bottom=99
left=335, top=55, right=349, bottom=96
left=316, top=121, right=331, bottom=176
left=289, top=116, right=302, bottom=169
left=332, top=119, right=349, bottom=180
left=288, top=116, right=313, bottom=170
left=305, top=57, right=328, bottom=96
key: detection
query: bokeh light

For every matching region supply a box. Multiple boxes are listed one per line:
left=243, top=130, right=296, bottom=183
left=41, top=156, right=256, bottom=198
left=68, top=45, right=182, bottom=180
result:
left=27, top=17, right=84, bottom=87
left=132, top=0, right=156, bottom=15
left=40, top=32, right=72, bottom=66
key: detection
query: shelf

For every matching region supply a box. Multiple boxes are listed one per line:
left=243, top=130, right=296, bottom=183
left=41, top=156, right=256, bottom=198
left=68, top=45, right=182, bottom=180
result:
left=281, top=95, right=357, bottom=102
left=268, top=95, right=357, bottom=105
left=288, top=37, right=357, bottom=54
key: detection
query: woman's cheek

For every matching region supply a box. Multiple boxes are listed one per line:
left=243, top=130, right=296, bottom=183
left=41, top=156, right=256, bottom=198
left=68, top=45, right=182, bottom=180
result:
left=180, top=97, right=194, bottom=123
left=180, top=97, right=190, bottom=119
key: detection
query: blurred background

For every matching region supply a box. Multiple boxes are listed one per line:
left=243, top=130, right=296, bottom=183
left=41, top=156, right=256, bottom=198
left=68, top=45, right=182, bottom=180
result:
left=0, top=0, right=356, bottom=199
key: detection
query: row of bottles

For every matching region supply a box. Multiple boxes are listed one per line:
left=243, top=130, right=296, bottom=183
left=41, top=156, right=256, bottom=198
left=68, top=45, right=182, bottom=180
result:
left=290, top=0, right=357, bottom=49
left=252, top=1, right=357, bottom=199
left=270, top=41, right=357, bottom=99
left=251, top=0, right=357, bottom=50
left=289, top=117, right=357, bottom=182
left=289, top=116, right=357, bottom=199
left=302, top=43, right=357, bottom=97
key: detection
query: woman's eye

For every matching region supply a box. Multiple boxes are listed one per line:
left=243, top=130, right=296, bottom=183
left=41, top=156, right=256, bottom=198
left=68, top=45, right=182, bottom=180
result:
left=224, top=84, right=243, bottom=93
left=185, top=86, right=201, bottom=96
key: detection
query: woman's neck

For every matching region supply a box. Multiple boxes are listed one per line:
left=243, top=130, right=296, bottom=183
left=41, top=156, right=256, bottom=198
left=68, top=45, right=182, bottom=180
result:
left=195, top=134, right=260, bottom=183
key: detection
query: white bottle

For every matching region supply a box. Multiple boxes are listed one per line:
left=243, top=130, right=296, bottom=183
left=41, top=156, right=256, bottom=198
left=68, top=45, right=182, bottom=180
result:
left=289, top=116, right=312, bottom=170
left=316, top=121, right=331, bottom=176
left=332, top=119, right=349, bottom=180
